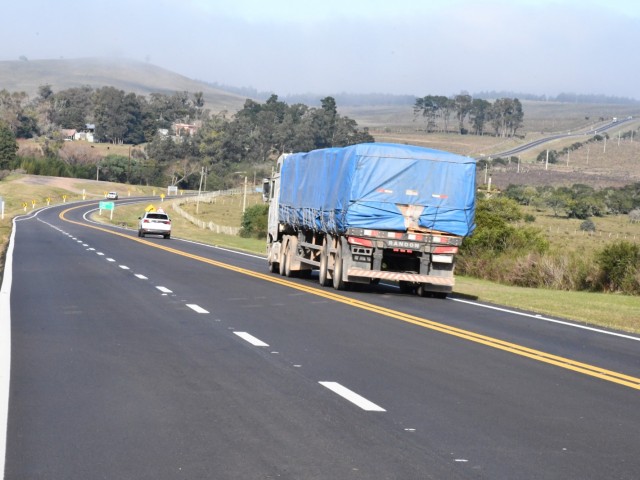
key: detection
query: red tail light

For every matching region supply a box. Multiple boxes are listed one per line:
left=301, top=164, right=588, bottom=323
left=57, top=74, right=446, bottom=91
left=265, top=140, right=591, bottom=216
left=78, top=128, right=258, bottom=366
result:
left=433, top=246, right=458, bottom=254
left=347, top=236, right=373, bottom=247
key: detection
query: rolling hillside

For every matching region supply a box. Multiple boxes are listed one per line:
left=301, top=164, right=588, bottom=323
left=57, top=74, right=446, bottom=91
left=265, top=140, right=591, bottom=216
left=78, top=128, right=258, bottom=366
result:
left=0, top=57, right=247, bottom=113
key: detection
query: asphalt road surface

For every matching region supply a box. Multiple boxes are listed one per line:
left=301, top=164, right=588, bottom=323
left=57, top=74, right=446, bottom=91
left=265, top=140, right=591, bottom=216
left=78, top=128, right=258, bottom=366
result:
left=1, top=200, right=639, bottom=479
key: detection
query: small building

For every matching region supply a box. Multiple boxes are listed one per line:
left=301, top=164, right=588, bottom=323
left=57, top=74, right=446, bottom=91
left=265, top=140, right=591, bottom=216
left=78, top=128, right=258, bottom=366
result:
left=173, top=123, right=197, bottom=136
left=62, top=129, right=76, bottom=141
left=74, top=123, right=95, bottom=142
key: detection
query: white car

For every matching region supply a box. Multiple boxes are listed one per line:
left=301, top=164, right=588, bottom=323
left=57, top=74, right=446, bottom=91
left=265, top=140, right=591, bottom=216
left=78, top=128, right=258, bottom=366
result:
left=106, top=192, right=119, bottom=200
left=138, top=211, right=171, bottom=239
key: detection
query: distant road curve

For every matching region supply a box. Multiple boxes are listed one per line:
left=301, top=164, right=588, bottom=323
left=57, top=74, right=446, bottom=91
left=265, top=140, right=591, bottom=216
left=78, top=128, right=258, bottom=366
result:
left=489, top=116, right=634, bottom=158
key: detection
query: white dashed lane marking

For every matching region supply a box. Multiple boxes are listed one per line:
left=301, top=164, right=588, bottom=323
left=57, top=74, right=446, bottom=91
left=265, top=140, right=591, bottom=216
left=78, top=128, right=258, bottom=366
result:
left=319, top=382, right=386, bottom=412
left=186, top=304, right=209, bottom=314
left=234, top=332, right=269, bottom=347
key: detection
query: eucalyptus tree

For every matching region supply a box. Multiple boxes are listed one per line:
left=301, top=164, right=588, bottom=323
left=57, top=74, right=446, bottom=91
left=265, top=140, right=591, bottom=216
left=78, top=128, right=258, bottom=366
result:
left=453, top=93, right=473, bottom=133
left=469, top=98, right=491, bottom=135
left=0, top=120, right=18, bottom=169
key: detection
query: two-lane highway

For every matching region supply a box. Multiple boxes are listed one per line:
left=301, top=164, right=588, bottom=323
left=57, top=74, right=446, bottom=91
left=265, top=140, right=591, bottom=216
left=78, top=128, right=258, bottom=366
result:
left=2, top=200, right=639, bottom=479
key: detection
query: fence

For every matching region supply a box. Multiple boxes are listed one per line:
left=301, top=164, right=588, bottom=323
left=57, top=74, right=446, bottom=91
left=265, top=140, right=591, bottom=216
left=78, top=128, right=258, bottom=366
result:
left=169, top=189, right=246, bottom=235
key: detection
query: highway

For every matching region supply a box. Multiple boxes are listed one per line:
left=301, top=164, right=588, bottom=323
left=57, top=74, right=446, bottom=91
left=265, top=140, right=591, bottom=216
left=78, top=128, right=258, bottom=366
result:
left=490, top=116, right=634, bottom=158
left=1, top=200, right=639, bottom=479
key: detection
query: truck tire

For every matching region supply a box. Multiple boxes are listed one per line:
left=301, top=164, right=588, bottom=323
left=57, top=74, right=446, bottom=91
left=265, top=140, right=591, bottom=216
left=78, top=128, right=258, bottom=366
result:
left=416, top=284, right=448, bottom=299
left=267, top=240, right=279, bottom=273
left=268, top=259, right=278, bottom=273
left=318, top=240, right=331, bottom=286
left=279, top=238, right=289, bottom=276
left=332, top=240, right=346, bottom=290
left=399, top=281, right=414, bottom=294
left=284, top=236, right=297, bottom=277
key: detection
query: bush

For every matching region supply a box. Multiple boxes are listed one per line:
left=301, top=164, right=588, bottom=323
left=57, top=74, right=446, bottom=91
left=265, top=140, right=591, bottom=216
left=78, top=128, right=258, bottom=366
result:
left=595, top=241, right=640, bottom=294
left=240, top=204, right=268, bottom=238
left=461, top=197, right=547, bottom=256
left=580, top=219, right=596, bottom=232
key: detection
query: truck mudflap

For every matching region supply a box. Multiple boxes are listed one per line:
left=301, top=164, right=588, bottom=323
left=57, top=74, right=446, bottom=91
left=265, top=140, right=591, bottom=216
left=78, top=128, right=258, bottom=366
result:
left=347, top=268, right=455, bottom=286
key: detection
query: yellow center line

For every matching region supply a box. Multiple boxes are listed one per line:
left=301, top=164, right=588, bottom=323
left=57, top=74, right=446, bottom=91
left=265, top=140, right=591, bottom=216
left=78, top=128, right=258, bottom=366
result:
left=61, top=205, right=640, bottom=391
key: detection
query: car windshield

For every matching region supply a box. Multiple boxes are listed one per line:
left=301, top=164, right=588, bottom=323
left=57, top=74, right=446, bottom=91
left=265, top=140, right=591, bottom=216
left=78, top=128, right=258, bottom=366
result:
left=147, top=213, right=168, bottom=220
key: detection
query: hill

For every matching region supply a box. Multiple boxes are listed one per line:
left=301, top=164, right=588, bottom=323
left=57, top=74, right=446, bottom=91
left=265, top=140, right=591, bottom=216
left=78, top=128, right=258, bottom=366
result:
left=0, top=57, right=248, bottom=113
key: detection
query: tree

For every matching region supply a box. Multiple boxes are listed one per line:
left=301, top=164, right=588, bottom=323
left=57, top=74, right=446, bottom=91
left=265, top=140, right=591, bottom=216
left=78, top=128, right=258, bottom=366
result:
left=93, top=87, right=146, bottom=144
left=453, top=93, right=472, bottom=133
left=469, top=98, right=491, bottom=135
left=413, top=95, right=449, bottom=132
left=51, top=86, right=94, bottom=129
left=0, top=121, right=18, bottom=169
left=490, top=98, right=524, bottom=137
left=312, top=96, right=338, bottom=148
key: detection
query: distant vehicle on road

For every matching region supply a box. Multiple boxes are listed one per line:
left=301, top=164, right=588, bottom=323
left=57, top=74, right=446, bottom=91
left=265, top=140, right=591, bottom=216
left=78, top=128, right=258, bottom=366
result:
left=106, top=192, right=119, bottom=200
left=138, top=211, right=171, bottom=239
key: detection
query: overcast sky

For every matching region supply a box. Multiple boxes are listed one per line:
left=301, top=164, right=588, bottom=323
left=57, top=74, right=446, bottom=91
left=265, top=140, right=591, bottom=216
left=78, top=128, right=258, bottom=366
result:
left=2, top=0, right=639, bottom=99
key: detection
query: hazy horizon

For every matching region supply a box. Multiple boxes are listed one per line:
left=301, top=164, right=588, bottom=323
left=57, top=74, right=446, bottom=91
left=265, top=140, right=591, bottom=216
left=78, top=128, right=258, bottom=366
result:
left=2, top=0, right=639, bottom=100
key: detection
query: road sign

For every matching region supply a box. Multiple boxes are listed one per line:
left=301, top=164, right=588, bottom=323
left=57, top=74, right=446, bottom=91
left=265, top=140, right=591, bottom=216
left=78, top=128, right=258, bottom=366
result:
left=99, top=201, right=115, bottom=210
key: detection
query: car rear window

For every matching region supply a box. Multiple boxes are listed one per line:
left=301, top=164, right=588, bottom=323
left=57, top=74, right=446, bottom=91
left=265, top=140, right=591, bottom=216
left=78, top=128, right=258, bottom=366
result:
left=147, top=213, right=169, bottom=220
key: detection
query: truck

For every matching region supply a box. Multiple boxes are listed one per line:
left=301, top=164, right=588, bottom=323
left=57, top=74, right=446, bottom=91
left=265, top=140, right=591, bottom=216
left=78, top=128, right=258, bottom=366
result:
left=264, top=143, right=476, bottom=297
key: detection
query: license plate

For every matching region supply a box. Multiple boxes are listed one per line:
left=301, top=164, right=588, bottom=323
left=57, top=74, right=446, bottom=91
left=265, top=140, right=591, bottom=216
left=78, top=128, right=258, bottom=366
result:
left=387, top=240, right=420, bottom=249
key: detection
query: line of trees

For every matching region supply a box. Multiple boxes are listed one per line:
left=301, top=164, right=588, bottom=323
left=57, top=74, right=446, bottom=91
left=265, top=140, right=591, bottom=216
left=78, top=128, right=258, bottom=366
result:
left=503, top=183, right=640, bottom=220
left=0, top=86, right=374, bottom=189
left=0, top=86, right=205, bottom=144
left=413, top=93, right=524, bottom=137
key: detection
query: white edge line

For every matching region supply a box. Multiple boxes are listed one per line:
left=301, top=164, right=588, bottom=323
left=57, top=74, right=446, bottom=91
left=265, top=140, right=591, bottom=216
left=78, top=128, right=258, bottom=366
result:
left=176, top=237, right=265, bottom=260
left=450, top=297, right=640, bottom=342
left=186, top=304, right=209, bottom=314
left=319, top=382, right=386, bottom=412
left=234, top=331, right=269, bottom=347
left=0, top=218, right=17, bottom=479
left=156, top=286, right=172, bottom=293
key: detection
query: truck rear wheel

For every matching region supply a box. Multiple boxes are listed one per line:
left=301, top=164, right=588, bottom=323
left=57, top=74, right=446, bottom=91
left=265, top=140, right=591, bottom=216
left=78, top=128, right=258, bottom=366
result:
left=318, top=240, right=331, bottom=286
left=332, top=241, right=346, bottom=290
left=268, top=259, right=278, bottom=273
left=417, top=284, right=449, bottom=299
left=284, top=236, right=297, bottom=277
left=279, top=238, right=289, bottom=276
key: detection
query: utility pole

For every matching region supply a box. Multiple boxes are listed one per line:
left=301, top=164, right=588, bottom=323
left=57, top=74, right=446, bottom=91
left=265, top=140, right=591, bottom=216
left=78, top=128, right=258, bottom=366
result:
left=242, top=176, right=248, bottom=213
left=545, top=150, right=549, bottom=170
left=196, top=166, right=204, bottom=214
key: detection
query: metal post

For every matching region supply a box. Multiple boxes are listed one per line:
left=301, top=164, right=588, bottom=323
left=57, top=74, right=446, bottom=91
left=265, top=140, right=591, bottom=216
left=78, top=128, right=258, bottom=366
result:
left=243, top=176, right=248, bottom=213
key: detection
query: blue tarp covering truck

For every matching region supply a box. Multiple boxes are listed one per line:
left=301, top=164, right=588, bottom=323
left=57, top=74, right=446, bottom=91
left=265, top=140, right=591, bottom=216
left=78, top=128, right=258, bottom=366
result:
left=265, top=143, right=476, bottom=297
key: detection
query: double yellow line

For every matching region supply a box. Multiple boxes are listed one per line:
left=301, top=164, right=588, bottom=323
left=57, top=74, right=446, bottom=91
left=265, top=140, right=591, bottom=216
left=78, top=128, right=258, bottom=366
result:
left=61, top=205, right=640, bottom=391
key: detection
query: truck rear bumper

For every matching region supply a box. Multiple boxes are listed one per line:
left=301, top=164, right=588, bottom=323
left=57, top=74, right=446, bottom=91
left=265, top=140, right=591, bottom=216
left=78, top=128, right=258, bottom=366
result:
left=347, top=268, right=455, bottom=286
